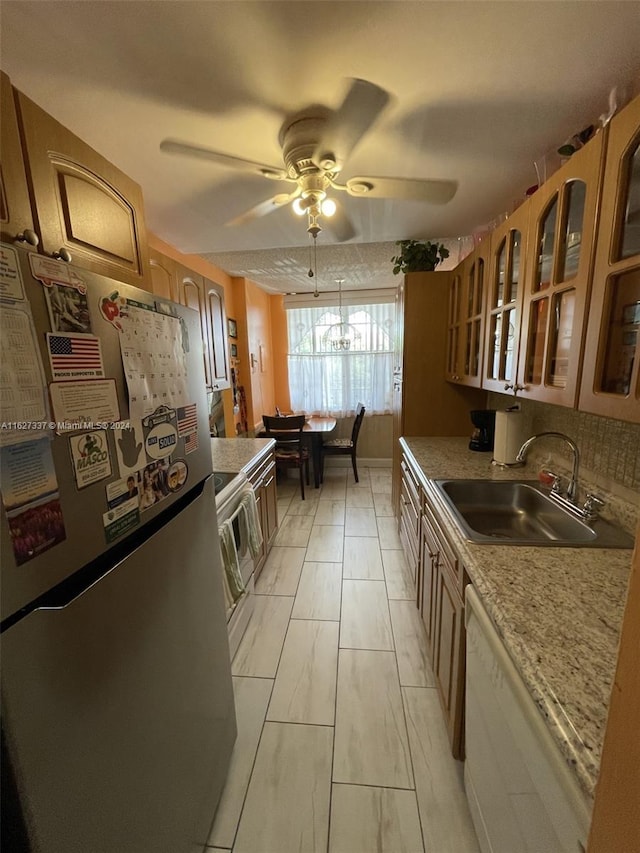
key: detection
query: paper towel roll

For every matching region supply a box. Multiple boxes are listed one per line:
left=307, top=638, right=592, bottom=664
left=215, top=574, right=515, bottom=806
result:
left=493, top=410, right=528, bottom=465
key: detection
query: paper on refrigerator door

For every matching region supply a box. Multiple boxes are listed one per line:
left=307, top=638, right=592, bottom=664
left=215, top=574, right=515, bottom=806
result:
left=118, top=303, right=189, bottom=421
left=0, top=304, right=50, bottom=446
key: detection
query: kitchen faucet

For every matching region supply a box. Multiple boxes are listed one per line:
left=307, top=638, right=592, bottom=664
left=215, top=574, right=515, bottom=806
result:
left=516, top=431, right=580, bottom=501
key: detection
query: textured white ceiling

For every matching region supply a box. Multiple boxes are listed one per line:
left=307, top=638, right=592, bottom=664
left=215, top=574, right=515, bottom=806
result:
left=2, top=1, right=640, bottom=293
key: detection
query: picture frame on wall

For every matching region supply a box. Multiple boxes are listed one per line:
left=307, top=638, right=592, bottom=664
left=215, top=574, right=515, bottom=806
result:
left=230, top=343, right=238, bottom=358
left=228, top=318, right=238, bottom=338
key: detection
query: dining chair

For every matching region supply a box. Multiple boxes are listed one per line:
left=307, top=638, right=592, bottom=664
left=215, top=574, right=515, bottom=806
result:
left=320, top=403, right=365, bottom=483
left=262, top=414, right=310, bottom=500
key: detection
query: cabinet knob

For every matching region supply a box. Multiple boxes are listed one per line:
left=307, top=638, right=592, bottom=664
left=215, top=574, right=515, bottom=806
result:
left=513, top=383, right=527, bottom=393
left=504, top=382, right=514, bottom=391
left=51, top=248, right=72, bottom=263
left=14, top=228, right=40, bottom=248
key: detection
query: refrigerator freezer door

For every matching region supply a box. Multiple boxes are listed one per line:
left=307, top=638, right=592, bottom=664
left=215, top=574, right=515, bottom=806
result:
left=1, top=476, right=236, bottom=853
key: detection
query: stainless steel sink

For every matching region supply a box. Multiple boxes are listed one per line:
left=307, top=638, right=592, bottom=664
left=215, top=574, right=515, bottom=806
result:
left=432, top=480, right=634, bottom=548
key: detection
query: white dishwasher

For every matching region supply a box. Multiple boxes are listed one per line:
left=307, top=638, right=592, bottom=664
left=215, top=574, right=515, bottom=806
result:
left=464, top=585, right=591, bottom=853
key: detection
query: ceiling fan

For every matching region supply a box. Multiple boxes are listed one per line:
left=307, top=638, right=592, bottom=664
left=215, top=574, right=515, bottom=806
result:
left=160, top=78, right=457, bottom=243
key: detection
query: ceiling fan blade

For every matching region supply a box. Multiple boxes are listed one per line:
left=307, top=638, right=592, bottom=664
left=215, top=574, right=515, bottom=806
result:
left=160, top=138, right=289, bottom=180
left=324, top=201, right=357, bottom=243
left=225, top=189, right=301, bottom=227
left=312, top=79, right=390, bottom=173
left=345, top=176, right=458, bottom=204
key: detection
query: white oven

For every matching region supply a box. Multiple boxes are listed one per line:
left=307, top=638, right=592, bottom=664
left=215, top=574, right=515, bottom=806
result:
left=215, top=472, right=261, bottom=660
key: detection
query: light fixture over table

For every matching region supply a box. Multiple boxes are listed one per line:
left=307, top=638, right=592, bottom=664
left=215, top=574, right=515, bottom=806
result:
left=323, top=279, right=359, bottom=351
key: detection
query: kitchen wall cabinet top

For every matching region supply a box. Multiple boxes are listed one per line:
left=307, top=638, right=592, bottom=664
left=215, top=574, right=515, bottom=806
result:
left=14, top=88, right=151, bottom=289
left=516, top=129, right=606, bottom=408
left=580, top=93, right=640, bottom=423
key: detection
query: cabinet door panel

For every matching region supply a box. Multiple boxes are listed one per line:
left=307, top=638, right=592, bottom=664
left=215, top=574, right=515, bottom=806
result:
left=0, top=73, right=35, bottom=246
left=519, top=131, right=604, bottom=407
left=420, top=521, right=437, bottom=653
left=206, top=280, right=231, bottom=390
left=446, top=242, right=488, bottom=388
left=483, top=204, right=530, bottom=394
left=580, top=94, right=640, bottom=422
left=263, top=462, right=278, bottom=547
left=433, top=562, right=465, bottom=758
left=177, top=268, right=212, bottom=389
left=56, top=168, right=137, bottom=262
left=148, top=249, right=178, bottom=302
left=15, top=91, right=150, bottom=287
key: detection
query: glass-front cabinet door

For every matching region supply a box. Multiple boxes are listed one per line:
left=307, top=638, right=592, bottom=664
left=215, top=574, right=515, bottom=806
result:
left=580, top=94, right=640, bottom=423
left=517, top=129, right=605, bottom=406
left=447, top=241, right=489, bottom=387
left=483, top=201, right=530, bottom=394
left=445, top=271, right=462, bottom=381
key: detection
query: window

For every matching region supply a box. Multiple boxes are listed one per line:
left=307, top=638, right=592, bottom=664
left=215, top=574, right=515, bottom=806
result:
left=286, top=299, right=395, bottom=416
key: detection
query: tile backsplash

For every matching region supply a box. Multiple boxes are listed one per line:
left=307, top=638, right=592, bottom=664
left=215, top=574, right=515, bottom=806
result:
left=488, top=393, right=640, bottom=533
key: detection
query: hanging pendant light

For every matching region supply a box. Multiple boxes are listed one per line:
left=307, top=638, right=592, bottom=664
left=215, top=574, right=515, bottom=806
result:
left=323, top=279, right=359, bottom=351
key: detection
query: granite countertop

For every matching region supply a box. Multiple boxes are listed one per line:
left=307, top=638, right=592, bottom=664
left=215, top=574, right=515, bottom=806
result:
left=401, top=436, right=635, bottom=802
left=210, top=437, right=275, bottom=473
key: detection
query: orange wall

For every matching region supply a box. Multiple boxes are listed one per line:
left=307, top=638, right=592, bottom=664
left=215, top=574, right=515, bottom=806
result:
left=232, top=277, right=277, bottom=431
left=270, top=294, right=291, bottom=413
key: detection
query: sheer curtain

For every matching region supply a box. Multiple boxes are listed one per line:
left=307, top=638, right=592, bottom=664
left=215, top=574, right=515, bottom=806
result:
left=287, top=301, right=395, bottom=417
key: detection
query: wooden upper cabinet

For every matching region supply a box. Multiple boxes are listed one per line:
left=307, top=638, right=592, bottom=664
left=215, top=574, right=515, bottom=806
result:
left=446, top=240, right=489, bottom=388
left=517, top=130, right=606, bottom=407
left=580, top=94, right=640, bottom=423
left=175, top=265, right=212, bottom=389
left=0, top=72, right=37, bottom=248
left=205, top=279, right=231, bottom=390
left=445, top=270, right=462, bottom=381
left=174, top=264, right=232, bottom=393
left=14, top=90, right=151, bottom=289
left=148, top=248, right=178, bottom=302
left=482, top=201, right=530, bottom=394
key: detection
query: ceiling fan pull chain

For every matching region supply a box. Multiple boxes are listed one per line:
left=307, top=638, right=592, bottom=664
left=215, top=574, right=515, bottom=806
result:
left=313, top=235, right=319, bottom=297
left=308, top=238, right=314, bottom=279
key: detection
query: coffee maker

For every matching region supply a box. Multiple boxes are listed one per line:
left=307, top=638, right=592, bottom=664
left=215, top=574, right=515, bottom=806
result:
left=469, top=409, right=496, bottom=452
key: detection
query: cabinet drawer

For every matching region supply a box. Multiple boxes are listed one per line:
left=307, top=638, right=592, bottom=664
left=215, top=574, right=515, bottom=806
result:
left=401, top=455, right=421, bottom=499
left=422, top=493, right=462, bottom=591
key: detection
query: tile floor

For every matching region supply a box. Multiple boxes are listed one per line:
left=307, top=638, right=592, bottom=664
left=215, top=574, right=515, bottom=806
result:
left=207, top=466, right=480, bottom=853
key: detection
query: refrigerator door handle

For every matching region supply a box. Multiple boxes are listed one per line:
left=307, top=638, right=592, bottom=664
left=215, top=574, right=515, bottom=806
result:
left=2, top=478, right=212, bottom=632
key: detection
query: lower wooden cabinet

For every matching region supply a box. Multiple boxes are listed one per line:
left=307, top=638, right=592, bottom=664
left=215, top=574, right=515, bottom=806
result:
left=419, top=493, right=466, bottom=759
left=245, top=450, right=278, bottom=578
left=399, top=454, right=420, bottom=590
left=399, top=448, right=467, bottom=760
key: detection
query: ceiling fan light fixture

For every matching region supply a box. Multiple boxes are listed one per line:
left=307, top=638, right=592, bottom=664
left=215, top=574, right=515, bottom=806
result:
left=292, top=198, right=306, bottom=215
left=321, top=198, right=337, bottom=217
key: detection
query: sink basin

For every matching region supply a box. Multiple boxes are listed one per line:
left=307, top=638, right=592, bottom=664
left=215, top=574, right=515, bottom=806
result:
left=432, top=480, right=634, bottom=548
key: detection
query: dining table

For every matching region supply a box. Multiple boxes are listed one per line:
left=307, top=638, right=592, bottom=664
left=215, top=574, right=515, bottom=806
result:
left=302, top=416, right=337, bottom=488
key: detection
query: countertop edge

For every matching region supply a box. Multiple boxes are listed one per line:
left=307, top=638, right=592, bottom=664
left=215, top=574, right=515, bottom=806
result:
left=210, top=437, right=275, bottom=474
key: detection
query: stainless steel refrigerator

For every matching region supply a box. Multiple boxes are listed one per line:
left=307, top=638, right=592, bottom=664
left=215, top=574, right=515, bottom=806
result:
left=0, top=244, right=236, bottom=852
